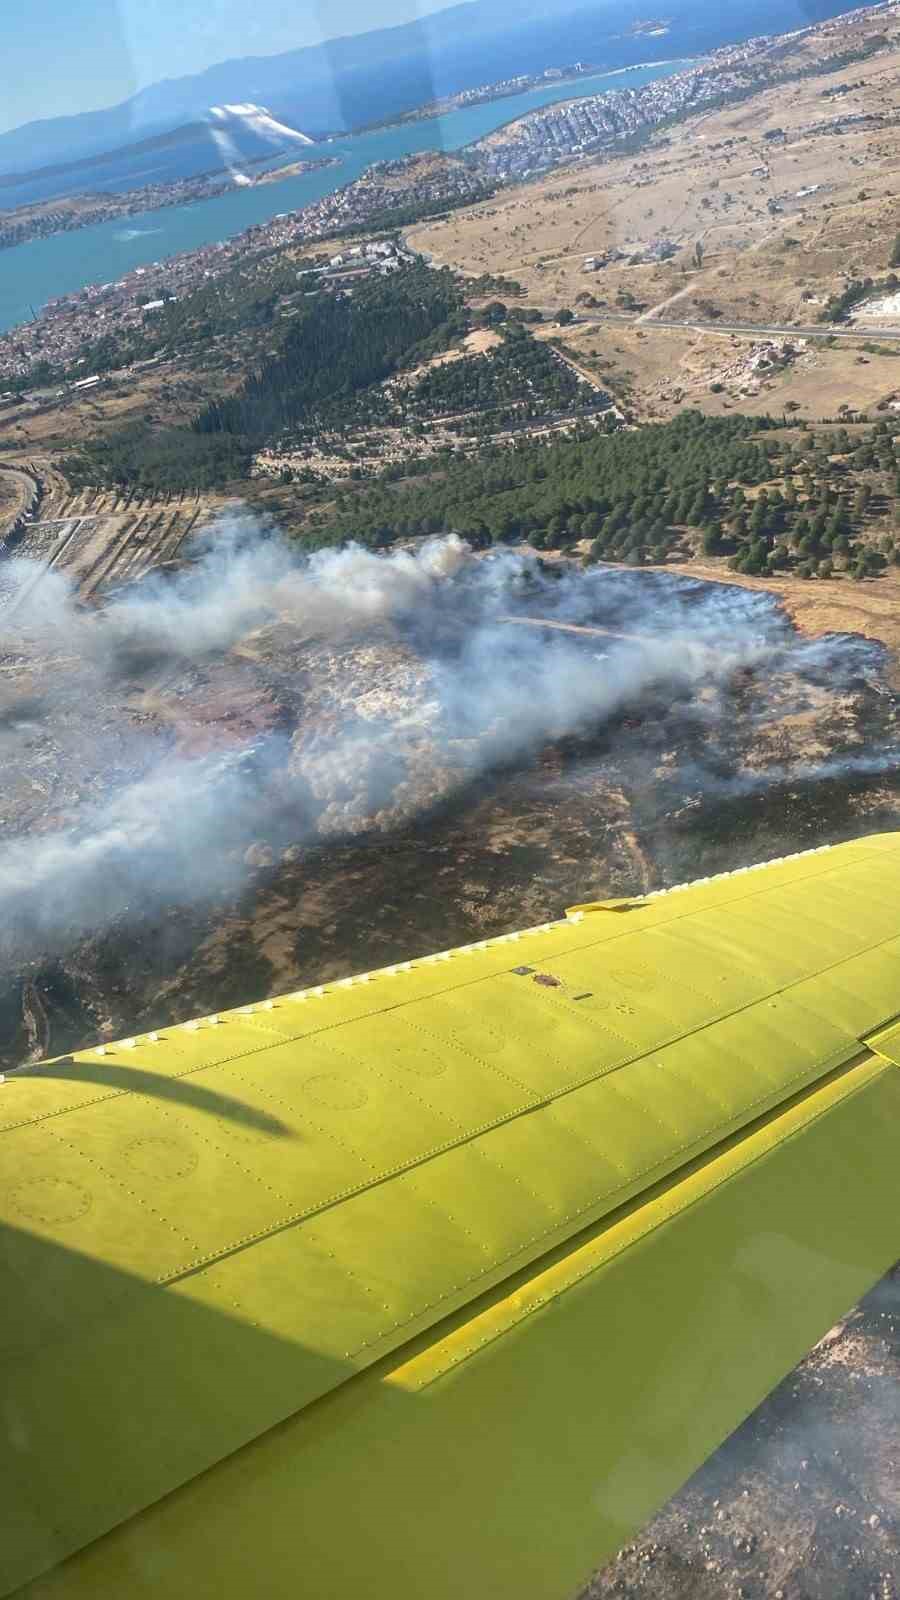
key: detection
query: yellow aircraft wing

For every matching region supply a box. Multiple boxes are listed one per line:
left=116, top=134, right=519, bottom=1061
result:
left=3, top=833, right=900, bottom=1598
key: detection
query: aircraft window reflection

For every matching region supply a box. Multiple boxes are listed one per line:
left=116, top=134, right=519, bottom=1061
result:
left=0, top=0, right=898, bottom=1595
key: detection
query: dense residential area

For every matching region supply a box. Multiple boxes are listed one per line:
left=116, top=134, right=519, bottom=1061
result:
left=467, top=22, right=890, bottom=177
left=1, top=4, right=893, bottom=394
left=0, top=155, right=490, bottom=389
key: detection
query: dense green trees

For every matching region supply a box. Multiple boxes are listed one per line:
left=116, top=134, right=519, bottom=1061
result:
left=195, top=266, right=463, bottom=443
left=309, top=409, right=899, bottom=575
left=312, top=410, right=777, bottom=553
left=821, top=272, right=899, bottom=324
left=62, top=255, right=322, bottom=380
left=62, top=426, right=252, bottom=492
left=66, top=267, right=465, bottom=491
left=393, top=327, right=600, bottom=430
left=59, top=247, right=900, bottom=581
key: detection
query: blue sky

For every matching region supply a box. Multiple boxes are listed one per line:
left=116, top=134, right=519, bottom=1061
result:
left=2, top=0, right=453, bottom=134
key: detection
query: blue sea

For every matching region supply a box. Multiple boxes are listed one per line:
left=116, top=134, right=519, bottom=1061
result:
left=0, top=62, right=687, bottom=334
left=0, top=0, right=871, bottom=338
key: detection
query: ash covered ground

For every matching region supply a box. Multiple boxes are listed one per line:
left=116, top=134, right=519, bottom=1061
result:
left=1, top=516, right=898, bottom=1596
left=2, top=517, right=899, bottom=1062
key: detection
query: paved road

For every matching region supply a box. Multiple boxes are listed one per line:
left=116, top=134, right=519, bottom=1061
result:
left=406, top=246, right=900, bottom=342
left=0, top=462, right=42, bottom=549
left=0, top=463, right=36, bottom=524
left=539, top=308, right=900, bottom=341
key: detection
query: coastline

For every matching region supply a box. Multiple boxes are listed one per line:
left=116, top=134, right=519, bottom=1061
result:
left=342, top=57, right=698, bottom=139
left=462, top=56, right=700, bottom=148
left=0, top=155, right=341, bottom=256
left=0, top=59, right=692, bottom=348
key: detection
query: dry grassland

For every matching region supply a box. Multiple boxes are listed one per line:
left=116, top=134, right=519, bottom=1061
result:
left=665, top=556, right=900, bottom=680
left=539, top=320, right=900, bottom=419
left=410, top=12, right=900, bottom=418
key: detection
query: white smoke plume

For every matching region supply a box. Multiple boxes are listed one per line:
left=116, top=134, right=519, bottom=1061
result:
left=5, top=526, right=471, bottom=662
left=0, top=513, right=894, bottom=956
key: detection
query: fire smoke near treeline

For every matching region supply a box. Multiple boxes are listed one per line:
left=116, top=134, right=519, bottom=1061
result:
left=0, top=515, right=896, bottom=961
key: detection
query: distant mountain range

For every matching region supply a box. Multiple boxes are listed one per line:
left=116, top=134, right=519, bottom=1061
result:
left=0, top=0, right=869, bottom=188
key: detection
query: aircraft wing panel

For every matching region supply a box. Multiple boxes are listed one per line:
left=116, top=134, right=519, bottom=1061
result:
left=3, top=834, right=900, bottom=1597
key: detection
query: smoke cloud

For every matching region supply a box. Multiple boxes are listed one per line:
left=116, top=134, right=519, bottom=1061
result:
left=0, top=513, right=895, bottom=959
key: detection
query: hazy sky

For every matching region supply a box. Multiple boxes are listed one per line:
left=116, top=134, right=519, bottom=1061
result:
left=1, top=0, right=454, bottom=134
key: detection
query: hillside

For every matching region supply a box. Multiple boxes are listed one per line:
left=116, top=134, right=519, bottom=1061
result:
left=410, top=2, right=900, bottom=421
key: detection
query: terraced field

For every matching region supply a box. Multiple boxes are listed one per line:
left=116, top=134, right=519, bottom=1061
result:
left=1, top=468, right=212, bottom=605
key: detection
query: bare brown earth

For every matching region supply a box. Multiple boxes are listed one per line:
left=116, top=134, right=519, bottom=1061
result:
left=540, top=321, right=900, bottom=422
left=0, top=463, right=233, bottom=608
left=0, top=461, right=30, bottom=523
left=251, top=157, right=336, bottom=185
left=0, top=192, right=113, bottom=228
left=410, top=7, right=900, bottom=419
left=0, top=346, right=244, bottom=456
left=666, top=557, right=900, bottom=683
